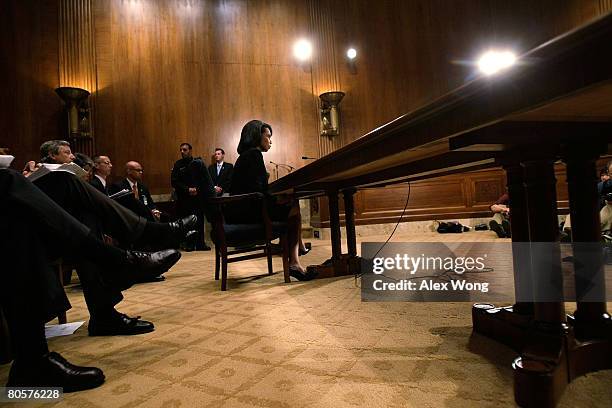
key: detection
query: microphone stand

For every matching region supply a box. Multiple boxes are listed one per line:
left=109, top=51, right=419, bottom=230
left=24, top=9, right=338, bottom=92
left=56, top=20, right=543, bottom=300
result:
left=270, top=161, right=294, bottom=180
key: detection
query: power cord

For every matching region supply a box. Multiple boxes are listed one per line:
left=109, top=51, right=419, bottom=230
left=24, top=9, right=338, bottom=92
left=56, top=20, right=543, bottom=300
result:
left=355, top=182, right=411, bottom=284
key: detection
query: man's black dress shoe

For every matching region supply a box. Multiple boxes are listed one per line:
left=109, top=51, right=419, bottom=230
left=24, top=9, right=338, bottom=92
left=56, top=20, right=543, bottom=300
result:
left=126, top=249, right=181, bottom=281
left=7, top=352, right=105, bottom=392
left=88, top=313, right=155, bottom=336
left=169, top=215, right=198, bottom=236
left=197, top=244, right=212, bottom=251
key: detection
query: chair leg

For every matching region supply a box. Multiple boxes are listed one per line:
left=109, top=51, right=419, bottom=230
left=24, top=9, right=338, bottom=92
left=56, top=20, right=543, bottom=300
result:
left=215, top=246, right=220, bottom=280
left=221, top=247, right=228, bottom=291
left=266, top=242, right=273, bottom=275
left=281, top=234, right=290, bottom=283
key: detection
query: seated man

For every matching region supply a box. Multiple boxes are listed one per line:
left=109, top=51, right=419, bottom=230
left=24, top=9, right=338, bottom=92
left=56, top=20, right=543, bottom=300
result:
left=19, top=141, right=197, bottom=335
left=90, top=155, right=113, bottom=195
left=0, top=169, right=181, bottom=391
left=489, top=192, right=511, bottom=238
left=110, top=161, right=160, bottom=222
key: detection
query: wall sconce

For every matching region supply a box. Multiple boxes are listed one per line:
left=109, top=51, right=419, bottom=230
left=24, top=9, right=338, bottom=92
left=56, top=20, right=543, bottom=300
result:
left=319, top=91, right=345, bottom=137
left=55, top=87, right=91, bottom=139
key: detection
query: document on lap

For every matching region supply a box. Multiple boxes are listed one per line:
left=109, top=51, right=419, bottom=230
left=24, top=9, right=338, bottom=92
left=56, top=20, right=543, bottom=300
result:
left=27, top=162, right=88, bottom=182
left=109, top=189, right=132, bottom=200
left=0, top=155, right=15, bottom=169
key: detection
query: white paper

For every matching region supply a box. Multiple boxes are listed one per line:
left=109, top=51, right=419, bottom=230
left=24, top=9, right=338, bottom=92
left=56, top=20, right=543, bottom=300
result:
left=45, top=321, right=85, bottom=339
left=28, top=162, right=88, bottom=182
left=0, top=155, right=14, bottom=169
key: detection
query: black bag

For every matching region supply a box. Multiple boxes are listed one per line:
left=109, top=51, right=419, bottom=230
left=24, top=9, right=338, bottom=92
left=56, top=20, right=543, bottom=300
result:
left=436, top=221, right=464, bottom=234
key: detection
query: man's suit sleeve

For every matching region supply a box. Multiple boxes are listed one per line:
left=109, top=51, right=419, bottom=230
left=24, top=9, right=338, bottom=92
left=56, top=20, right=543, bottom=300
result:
left=89, top=177, right=106, bottom=195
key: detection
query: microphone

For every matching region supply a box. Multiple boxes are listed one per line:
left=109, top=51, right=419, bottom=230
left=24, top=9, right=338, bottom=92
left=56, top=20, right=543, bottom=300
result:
left=269, top=161, right=295, bottom=171
left=302, top=156, right=317, bottom=160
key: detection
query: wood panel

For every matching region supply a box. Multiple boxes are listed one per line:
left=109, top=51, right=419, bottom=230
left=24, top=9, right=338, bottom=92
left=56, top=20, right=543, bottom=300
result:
left=312, top=159, right=612, bottom=228
left=1, top=0, right=606, bottom=196
left=0, top=0, right=61, bottom=168
left=309, top=0, right=343, bottom=156
left=58, top=0, right=98, bottom=156
left=93, top=0, right=317, bottom=193
left=329, top=0, right=603, bottom=149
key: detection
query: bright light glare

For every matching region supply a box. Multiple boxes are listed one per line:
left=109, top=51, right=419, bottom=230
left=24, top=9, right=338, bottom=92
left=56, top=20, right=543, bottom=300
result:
left=293, top=39, right=313, bottom=61
left=347, top=48, right=357, bottom=60
left=478, top=50, right=516, bottom=75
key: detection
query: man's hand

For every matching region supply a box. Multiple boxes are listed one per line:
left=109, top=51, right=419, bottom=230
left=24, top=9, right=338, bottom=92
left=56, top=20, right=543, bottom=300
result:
left=214, top=186, right=222, bottom=194
left=151, top=209, right=161, bottom=220
left=188, top=187, right=198, bottom=196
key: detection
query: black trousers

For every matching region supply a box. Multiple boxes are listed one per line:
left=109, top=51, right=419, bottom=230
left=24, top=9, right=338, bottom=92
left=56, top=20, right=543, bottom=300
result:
left=33, top=172, right=146, bottom=244
left=176, top=158, right=218, bottom=249
left=32, top=172, right=148, bottom=318
left=0, top=170, right=92, bottom=359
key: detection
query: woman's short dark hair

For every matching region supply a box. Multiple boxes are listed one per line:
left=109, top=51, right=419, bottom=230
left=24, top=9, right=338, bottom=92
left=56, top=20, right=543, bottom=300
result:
left=237, top=120, right=272, bottom=155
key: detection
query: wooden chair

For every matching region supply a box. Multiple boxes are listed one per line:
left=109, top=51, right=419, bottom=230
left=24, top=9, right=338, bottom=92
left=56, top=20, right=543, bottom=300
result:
left=209, top=193, right=290, bottom=291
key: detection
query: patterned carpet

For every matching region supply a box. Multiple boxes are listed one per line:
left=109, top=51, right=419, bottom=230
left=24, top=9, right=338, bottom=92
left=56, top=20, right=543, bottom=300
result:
left=1, top=231, right=611, bottom=407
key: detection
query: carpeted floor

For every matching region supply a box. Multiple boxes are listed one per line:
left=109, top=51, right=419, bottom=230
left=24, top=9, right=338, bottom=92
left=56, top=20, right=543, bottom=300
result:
left=1, top=231, right=611, bottom=407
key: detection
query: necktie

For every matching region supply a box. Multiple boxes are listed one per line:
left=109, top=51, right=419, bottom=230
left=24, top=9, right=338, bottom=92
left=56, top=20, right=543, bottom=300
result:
left=132, top=183, right=139, bottom=199
left=217, top=164, right=221, bottom=176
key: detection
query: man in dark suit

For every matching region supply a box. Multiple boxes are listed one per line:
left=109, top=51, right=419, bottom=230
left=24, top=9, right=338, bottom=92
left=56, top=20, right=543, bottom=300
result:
left=208, top=148, right=233, bottom=196
left=90, top=155, right=113, bottom=195
left=19, top=140, right=198, bottom=335
left=0, top=168, right=183, bottom=390
left=111, top=161, right=160, bottom=222
left=171, top=143, right=211, bottom=250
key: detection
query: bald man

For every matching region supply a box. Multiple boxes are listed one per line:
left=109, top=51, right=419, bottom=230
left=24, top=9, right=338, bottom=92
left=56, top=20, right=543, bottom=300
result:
left=110, top=161, right=160, bottom=222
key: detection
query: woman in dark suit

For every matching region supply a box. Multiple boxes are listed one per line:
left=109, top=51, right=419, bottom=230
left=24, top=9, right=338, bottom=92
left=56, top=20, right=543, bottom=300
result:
left=230, top=120, right=314, bottom=281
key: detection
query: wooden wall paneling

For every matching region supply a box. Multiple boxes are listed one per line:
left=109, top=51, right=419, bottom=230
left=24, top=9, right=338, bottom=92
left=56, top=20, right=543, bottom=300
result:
left=467, top=172, right=506, bottom=207
left=58, top=0, right=98, bottom=156
left=331, top=0, right=606, bottom=149
left=2, top=0, right=607, bottom=189
left=93, top=0, right=315, bottom=194
left=309, top=0, right=343, bottom=156
left=0, top=0, right=61, bottom=168
left=311, top=160, right=598, bottom=228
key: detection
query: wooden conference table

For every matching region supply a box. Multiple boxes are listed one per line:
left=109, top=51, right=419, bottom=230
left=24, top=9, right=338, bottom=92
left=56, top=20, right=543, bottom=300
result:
left=270, top=12, right=612, bottom=408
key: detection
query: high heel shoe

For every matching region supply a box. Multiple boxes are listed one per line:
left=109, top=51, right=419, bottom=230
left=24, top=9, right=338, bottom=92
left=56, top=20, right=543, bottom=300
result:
left=299, top=242, right=312, bottom=256
left=289, top=265, right=317, bottom=281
